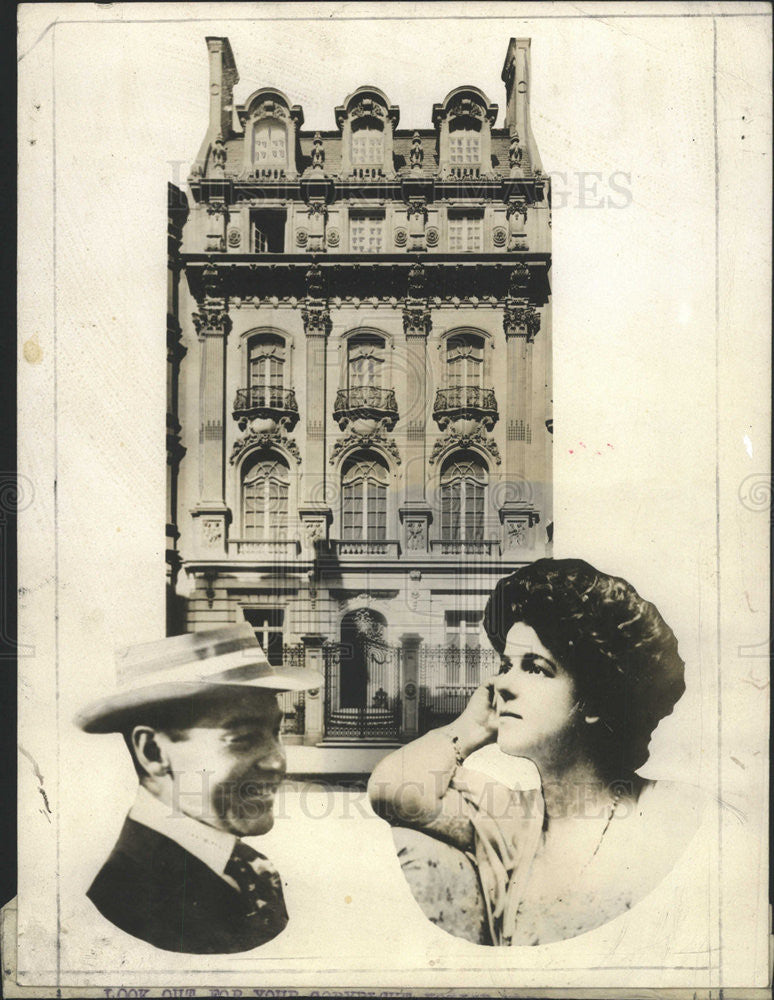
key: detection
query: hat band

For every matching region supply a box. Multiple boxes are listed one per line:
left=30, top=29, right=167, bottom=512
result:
left=116, top=632, right=267, bottom=684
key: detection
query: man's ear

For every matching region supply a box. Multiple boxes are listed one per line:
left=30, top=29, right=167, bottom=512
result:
left=131, top=726, right=171, bottom=779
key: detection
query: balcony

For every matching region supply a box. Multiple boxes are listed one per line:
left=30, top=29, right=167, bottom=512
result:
left=227, top=539, right=301, bottom=558
left=232, top=385, right=299, bottom=431
left=332, top=539, right=401, bottom=559
left=333, top=386, right=399, bottom=432
left=430, top=539, right=500, bottom=557
left=432, top=385, right=498, bottom=431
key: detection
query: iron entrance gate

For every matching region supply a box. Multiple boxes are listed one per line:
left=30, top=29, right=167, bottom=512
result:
left=324, top=641, right=402, bottom=740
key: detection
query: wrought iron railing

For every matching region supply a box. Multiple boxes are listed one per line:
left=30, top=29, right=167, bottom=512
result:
left=277, top=644, right=306, bottom=735
left=233, top=386, right=299, bottom=414
left=418, top=645, right=501, bottom=732
left=323, top=640, right=402, bottom=740
left=433, top=385, right=497, bottom=414
left=333, top=386, right=398, bottom=416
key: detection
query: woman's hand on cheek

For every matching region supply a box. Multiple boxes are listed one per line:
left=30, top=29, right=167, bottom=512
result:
left=449, top=681, right=498, bottom=757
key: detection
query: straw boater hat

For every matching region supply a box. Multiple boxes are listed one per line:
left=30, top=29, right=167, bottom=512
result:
left=74, top=623, right=323, bottom=734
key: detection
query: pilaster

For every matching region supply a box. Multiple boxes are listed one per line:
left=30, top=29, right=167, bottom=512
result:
left=400, top=633, right=422, bottom=738
left=301, top=634, right=325, bottom=745
left=401, top=262, right=433, bottom=553
left=191, top=266, right=232, bottom=557
left=301, top=264, right=333, bottom=534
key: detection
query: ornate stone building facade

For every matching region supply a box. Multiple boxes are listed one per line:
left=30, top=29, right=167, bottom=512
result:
left=168, top=36, right=552, bottom=766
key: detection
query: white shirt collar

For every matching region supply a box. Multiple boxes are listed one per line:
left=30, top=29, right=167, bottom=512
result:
left=129, top=785, right=238, bottom=885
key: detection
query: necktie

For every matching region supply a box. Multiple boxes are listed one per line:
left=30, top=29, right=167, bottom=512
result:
left=225, top=841, right=289, bottom=939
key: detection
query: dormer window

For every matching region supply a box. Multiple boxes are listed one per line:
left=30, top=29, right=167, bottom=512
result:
left=351, top=125, right=384, bottom=165
left=336, top=88, right=399, bottom=179
left=252, top=121, right=287, bottom=165
left=449, top=131, right=481, bottom=164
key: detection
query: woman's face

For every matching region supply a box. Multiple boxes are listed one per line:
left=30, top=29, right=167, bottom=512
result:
left=493, top=621, right=580, bottom=759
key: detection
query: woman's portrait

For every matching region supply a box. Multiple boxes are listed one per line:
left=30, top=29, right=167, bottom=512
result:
left=368, top=558, right=712, bottom=947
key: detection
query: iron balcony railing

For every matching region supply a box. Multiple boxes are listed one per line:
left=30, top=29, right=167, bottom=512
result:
left=233, top=385, right=299, bottom=415
left=433, top=385, right=497, bottom=416
left=333, top=386, right=398, bottom=427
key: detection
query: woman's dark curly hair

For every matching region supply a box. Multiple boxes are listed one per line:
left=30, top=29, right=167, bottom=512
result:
left=483, top=558, right=685, bottom=774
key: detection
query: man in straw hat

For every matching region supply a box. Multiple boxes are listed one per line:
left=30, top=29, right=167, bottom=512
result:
left=74, top=623, right=323, bottom=954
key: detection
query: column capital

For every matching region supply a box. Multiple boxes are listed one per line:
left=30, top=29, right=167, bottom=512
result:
left=503, top=300, right=540, bottom=342
left=192, top=302, right=231, bottom=338
left=301, top=303, right=332, bottom=337
left=403, top=302, right=431, bottom=337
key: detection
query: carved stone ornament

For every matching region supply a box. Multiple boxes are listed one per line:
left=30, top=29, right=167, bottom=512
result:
left=410, top=132, right=424, bottom=170
left=305, top=520, right=324, bottom=544
left=407, top=261, right=427, bottom=299
left=448, top=98, right=483, bottom=120
left=211, top=134, right=227, bottom=171
left=503, top=303, right=540, bottom=342
left=506, top=199, right=528, bottom=223
left=311, top=132, right=325, bottom=170
left=492, top=227, right=507, bottom=248
left=506, top=520, right=527, bottom=548
left=229, top=421, right=302, bottom=466
left=329, top=424, right=401, bottom=466
left=296, top=229, right=309, bottom=248
left=207, top=202, right=230, bottom=218
left=509, top=132, right=524, bottom=169
left=425, top=227, right=439, bottom=248
left=351, top=98, right=385, bottom=120
left=429, top=424, right=502, bottom=466
left=394, top=228, right=408, bottom=248
left=326, top=228, right=341, bottom=248
left=227, top=227, right=241, bottom=248
left=202, top=519, right=223, bottom=547
left=406, top=520, right=426, bottom=550
left=305, top=263, right=326, bottom=299
left=192, top=301, right=231, bottom=338
left=508, top=263, right=530, bottom=297
left=255, top=100, right=288, bottom=121
left=307, top=201, right=328, bottom=219
left=406, top=199, right=428, bottom=222
left=302, top=305, right=332, bottom=337
left=403, top=303, right=431, bottom=337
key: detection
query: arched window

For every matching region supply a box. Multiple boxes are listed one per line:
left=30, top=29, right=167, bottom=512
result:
left=351, top=121, right=384, bottom=165
left=252, top=120, right=287, bottom=165
left=440, top=453, right=487, bottom=541
left=342, top=456, right=388, bottom=540
left=446, top=333, right=484, bottom=387
left=248, top=334, right=286, bottom=404
left=448, top=117, right=481, bottom=165
left=242, top=456, right=289, bottom=539
left=347, top=334, right=385, bottom=389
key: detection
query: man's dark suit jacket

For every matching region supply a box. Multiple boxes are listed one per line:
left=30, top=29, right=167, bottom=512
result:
left=87, top=817, right=287, bottom=953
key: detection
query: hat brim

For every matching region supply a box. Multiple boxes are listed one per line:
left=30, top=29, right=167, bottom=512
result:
left=74, top=668, right=324, bottom=734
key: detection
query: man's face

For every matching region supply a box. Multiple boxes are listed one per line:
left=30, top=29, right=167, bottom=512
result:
left=158, top=688, right=287, bottom=837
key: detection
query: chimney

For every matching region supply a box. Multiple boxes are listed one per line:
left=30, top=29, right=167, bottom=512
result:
left=502, top=38, right=543, bottom=173
left=205, top=37, right=239, bottom=139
